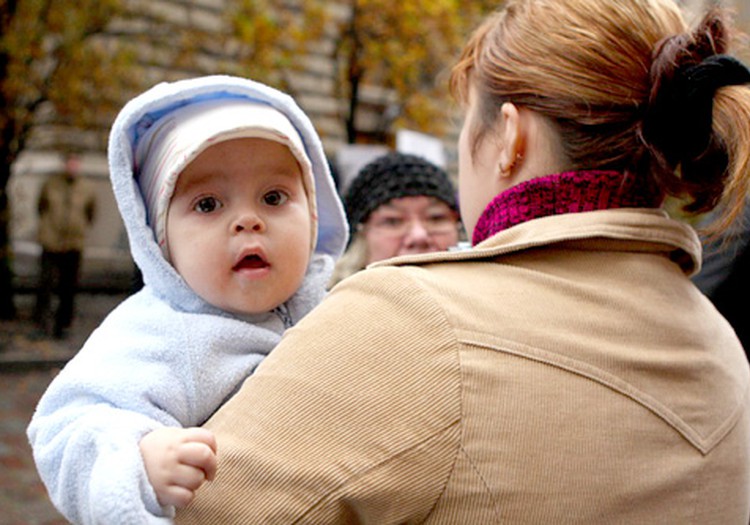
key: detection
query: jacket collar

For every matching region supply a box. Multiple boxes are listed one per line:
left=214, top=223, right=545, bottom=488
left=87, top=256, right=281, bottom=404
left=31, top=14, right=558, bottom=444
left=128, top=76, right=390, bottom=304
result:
left=370, top=208, right=702, bottom=277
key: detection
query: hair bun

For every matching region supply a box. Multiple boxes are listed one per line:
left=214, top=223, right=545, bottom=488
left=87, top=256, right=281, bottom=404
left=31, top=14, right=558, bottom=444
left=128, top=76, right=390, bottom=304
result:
left=644, top=54, right=750, bottom=167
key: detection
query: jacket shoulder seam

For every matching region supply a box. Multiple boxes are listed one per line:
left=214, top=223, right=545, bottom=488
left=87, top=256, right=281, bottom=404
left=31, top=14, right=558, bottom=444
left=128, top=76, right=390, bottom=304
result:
left=295, top=420, right=462, bottom=524
left=456, top=329, right=745, bottom=454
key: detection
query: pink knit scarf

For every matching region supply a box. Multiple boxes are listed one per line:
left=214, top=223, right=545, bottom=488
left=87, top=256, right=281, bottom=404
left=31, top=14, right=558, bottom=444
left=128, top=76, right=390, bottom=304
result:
left=472, top=170, right=664, bottom=245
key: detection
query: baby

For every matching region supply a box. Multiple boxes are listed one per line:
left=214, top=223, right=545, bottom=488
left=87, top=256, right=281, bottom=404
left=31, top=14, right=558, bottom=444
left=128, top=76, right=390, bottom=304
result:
left=27, top=76, right=347, bottom=524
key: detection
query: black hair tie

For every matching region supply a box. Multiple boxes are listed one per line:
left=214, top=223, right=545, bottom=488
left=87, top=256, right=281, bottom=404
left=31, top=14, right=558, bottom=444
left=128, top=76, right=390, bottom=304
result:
left=644, top=54, right=750, bottom=167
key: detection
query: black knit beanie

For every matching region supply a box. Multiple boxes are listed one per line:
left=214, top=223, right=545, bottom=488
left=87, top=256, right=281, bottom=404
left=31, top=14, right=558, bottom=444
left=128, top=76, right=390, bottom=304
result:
left=343, top=152, right=458, bottom=235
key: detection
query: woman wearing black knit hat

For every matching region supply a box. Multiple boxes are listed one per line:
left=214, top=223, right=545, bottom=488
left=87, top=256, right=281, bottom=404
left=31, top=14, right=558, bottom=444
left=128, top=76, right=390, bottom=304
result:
left=330, top=152, right=462, bottom=286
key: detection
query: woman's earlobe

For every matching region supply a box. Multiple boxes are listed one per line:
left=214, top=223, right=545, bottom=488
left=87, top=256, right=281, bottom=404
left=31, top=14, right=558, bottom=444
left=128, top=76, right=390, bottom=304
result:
left=498, top=159, right=512, bottom=177
left=498, top=152, right=523, bottom=178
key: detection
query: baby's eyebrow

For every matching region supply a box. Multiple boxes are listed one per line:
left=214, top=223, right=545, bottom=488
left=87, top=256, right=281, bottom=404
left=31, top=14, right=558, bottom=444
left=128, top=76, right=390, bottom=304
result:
left=174, top=170, right=224, bottom=194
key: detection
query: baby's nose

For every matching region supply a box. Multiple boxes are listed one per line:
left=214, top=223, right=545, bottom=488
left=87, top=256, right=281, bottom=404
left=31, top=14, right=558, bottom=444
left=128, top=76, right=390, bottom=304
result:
left=232, top=212, right=264, bottom=233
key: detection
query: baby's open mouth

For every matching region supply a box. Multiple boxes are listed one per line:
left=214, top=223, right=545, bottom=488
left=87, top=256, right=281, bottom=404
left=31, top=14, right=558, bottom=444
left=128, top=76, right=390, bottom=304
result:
left=234, top=254, right=269, bottom=270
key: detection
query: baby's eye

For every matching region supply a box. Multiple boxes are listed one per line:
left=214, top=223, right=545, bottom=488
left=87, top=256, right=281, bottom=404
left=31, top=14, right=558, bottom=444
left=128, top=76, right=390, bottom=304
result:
left=263, top=190, right=289, bottom=206
left=194, top=196, right=222, bottom=213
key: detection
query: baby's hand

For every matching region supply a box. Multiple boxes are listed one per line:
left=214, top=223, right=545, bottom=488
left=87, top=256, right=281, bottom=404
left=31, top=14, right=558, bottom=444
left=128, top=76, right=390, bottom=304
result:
left=139, top=427, right=217, bottom=508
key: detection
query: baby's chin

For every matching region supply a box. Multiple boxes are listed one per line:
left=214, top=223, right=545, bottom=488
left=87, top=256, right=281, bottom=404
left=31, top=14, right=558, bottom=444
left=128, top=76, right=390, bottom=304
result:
left=217, top=297, right=292, bottom=320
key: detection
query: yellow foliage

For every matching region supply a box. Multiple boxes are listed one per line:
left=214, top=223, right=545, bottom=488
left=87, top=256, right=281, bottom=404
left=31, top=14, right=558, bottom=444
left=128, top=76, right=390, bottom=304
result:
left=224, top=0, right=500, bottom=140
left=327, top=0, right=497, bottom=136
left=0, top=0, right=138, bottom=156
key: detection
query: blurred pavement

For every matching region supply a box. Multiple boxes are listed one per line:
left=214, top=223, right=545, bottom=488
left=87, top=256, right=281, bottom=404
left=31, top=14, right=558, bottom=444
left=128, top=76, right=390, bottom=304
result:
left=0, top=291, right=129, bottom=525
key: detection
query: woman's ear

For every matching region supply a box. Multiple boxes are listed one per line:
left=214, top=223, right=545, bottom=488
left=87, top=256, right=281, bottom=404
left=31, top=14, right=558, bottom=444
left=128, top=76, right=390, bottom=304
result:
left=497, top=102, right=523, bottom=178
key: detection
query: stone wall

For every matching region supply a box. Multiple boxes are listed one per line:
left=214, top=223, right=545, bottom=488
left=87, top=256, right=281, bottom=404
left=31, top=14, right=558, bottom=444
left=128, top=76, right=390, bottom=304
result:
left=8, top=0, right=359, bottom=289
left=8, top=0, right=750, bottom=290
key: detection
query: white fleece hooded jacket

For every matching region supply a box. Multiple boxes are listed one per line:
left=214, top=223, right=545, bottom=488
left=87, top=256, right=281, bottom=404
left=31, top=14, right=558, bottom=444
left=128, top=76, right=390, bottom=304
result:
left=27, top=76, right=348, bottom=525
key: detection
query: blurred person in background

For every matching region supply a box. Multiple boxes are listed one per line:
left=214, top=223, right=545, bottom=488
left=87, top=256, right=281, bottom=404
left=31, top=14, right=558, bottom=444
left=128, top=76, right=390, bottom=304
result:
left=330, top=152, right=461, bottom=286
left=33, top=152, right=96, bottom=338
left=692, top=205, right=750, bottom=360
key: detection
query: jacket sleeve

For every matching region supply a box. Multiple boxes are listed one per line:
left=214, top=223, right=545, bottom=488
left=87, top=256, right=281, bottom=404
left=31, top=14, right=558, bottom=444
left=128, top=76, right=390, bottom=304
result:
left=177, top=266, right=463, bottom=524
left=27, top=288, right=278, bottom=525
left=29, top=397, right=174, bottom=525
left=26, top=302, right=189, bottom=524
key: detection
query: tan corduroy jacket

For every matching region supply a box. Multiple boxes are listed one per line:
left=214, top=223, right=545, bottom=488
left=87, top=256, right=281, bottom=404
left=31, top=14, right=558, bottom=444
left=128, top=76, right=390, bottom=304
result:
left=178, top=208, right=750, bottom=524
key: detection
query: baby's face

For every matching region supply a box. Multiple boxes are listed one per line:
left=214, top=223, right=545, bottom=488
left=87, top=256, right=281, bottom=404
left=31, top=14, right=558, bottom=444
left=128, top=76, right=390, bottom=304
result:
left=166, top=137, right=312, bottom=315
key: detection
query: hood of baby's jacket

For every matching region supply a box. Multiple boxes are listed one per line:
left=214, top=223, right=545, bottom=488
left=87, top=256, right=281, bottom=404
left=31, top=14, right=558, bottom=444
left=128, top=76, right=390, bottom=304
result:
left=107, top=75, right=348, bottom=312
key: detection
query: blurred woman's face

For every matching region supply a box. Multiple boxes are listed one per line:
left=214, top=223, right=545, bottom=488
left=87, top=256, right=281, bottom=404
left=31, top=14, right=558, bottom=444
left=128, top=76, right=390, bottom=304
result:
left=362, top=196, right=460, bottom=264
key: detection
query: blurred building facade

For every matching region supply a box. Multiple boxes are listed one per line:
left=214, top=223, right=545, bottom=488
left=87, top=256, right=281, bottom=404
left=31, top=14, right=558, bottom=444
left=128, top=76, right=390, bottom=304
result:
left=7, top=0, right=749, bottom=291
left=8, top=0, right=366, bottom=290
